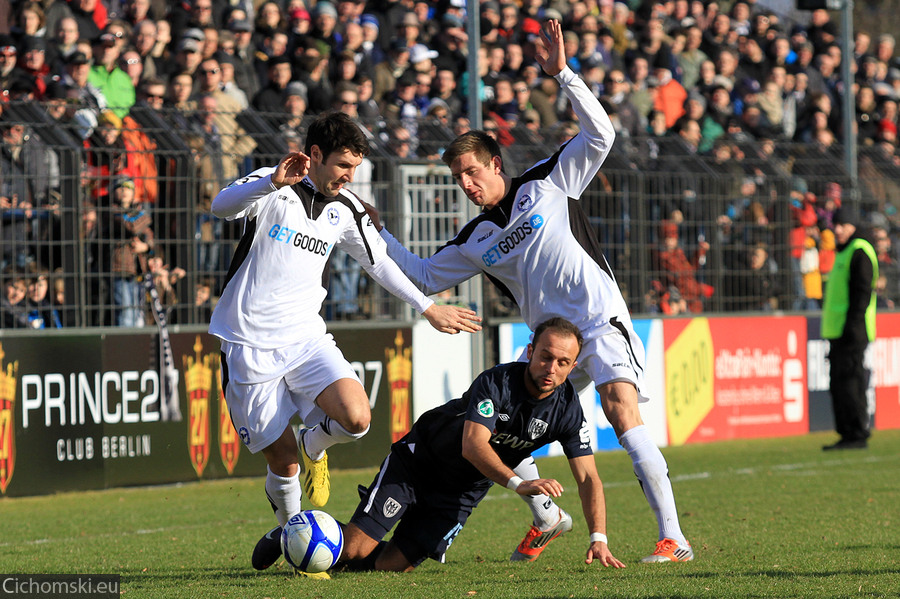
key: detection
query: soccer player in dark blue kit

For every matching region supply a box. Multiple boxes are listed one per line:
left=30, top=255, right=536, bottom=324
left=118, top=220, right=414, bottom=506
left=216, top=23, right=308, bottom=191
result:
left=335, top=318, right=626, bottom=572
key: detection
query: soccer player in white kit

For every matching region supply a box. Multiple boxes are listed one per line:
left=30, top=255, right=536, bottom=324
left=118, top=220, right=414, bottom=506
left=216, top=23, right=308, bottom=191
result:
left=207, top=112, right=481, bottom=574
left=365, top=21, right=692, bottom=563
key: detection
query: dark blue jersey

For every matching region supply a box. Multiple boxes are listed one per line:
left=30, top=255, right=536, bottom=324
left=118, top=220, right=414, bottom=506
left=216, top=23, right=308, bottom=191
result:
left=396, top=362, right=592, bottom=493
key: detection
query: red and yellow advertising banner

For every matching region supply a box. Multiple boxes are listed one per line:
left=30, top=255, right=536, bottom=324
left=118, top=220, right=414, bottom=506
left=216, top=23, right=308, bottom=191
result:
left=386, top=331, right=412, bottom=443
left=214, top=353, right=241, bottom=475
left=872, top=313, right=900, bottom=430
left=664, top=316, right=808, bottom=445
left=0, top=344, right=18, bottom=494
left=183, top=336, right=211, bottom=477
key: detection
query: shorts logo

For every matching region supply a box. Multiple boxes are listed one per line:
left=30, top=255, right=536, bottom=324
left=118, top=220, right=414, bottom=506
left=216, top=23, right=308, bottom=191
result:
left=327, top=207, right=340, bottom=225
left=530, top=214, right=544, bottom=229
left=527, top=418, right=548, bottom=440
left=476, top=399, right=494, bottom=418
left=498, top=413, right=509, bottom=421
left=517, top=194, right=534, bottom=212
left=383, top=497, right=401, bottom=518
left=238, top=427, right=250, bottom=446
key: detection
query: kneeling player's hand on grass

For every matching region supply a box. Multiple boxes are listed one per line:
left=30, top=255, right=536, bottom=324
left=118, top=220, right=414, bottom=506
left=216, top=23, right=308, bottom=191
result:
left=423, top=304, right=482, bottom=334
left=585, top=543, right=625, bottom=569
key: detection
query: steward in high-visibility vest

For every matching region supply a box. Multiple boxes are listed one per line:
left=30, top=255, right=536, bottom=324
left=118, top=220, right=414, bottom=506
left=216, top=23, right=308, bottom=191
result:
left=821, top=205, right=877, bottom=451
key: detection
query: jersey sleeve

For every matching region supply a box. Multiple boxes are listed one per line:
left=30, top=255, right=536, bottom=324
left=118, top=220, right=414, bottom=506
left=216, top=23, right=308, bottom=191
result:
left=336, top=199, right=435, bottom=315
left=380, top=228, right=483, bottom=296
left=210, top=167, right=278, bottom=221
left=463, top=371, right=502, bottom=432
left=547, top=67, right=616, bottom=199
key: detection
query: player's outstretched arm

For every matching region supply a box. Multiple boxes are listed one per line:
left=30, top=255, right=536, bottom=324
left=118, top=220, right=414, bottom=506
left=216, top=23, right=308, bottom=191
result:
left=422, top=303, right=482, bottom=334
left=569, top=455, right=625, bottom=568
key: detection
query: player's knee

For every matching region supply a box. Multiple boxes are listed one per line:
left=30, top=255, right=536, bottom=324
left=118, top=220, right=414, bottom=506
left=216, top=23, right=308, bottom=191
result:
left=341, top=408, right=371, bottom=435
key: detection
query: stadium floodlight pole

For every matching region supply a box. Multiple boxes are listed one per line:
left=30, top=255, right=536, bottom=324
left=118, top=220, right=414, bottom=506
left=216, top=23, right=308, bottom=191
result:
left=465, top=0, right=485, bottom=374
left=838, top=0, right=858, bottom=195
left=466, top=0, right=482, bottom=131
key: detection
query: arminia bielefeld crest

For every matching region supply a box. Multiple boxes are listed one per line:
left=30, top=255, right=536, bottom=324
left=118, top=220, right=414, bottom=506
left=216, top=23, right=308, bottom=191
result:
left=527, top=418, right=548, bottom=440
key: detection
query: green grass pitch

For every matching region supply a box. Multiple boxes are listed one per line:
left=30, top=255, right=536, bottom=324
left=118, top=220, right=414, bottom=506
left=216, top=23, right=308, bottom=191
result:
left=1, top=430, right=898, bottom=599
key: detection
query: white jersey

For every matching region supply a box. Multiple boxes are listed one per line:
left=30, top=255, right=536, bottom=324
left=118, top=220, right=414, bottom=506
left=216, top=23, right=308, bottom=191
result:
left=209, top=169, right=433, bottom=349
left=381, top=66, right=629, bottom=338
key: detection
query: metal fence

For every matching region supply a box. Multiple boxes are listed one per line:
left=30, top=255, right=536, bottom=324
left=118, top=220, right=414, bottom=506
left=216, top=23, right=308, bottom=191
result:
left=1, top=100, right=896, bottom=331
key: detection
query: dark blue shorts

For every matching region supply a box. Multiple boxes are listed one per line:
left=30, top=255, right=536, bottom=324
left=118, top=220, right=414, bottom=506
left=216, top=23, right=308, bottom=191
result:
left=349, top=448, right=489, bottom=566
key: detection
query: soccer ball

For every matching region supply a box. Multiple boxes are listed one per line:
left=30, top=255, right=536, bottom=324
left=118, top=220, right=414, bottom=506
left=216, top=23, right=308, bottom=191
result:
left=281, top=510, right=344, bottom=573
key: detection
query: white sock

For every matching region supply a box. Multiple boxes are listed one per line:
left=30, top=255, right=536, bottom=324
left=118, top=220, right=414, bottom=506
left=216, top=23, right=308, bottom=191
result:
left=619, top=425, right=686, bottom=543
left=265, top=466, right=301, bottom=527
left=514, top=457, right=561, bottom=530
left=301, top=417, right=370, bottom=460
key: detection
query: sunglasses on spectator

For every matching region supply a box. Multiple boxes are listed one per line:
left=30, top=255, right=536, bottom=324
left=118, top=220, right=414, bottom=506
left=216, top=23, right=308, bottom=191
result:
left=514, top=86, right=529, bottom=93
left=202, top=68, right=220, bottom=74
left=144, top=93, right=165, bottom=99
left=122, top=58, right=141, bottom=65
left=0, top=47, right=16, bottom=56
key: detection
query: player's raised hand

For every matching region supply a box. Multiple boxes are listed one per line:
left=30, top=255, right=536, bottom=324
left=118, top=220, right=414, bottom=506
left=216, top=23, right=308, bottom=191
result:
left=422, top=304, right=482, bottom=334
left=535, top=19, right=566, bottom=77
left=272, top=152, right=311, bottom=188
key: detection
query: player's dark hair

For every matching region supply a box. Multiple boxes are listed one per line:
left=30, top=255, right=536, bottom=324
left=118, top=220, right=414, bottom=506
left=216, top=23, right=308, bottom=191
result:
left=304, top=111, right=370, bottom=159
left=532, top=317, right=584, bottom=353
left=442, top=130, right=501, bottom=168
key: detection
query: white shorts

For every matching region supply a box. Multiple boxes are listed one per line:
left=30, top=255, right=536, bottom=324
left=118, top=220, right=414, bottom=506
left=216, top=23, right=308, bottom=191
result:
left=518, top=319, right=649, bottom=403
left=219, top=335, right=360, bottom=454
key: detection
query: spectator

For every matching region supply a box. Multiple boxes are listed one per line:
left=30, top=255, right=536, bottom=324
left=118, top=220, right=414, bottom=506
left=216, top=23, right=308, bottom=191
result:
left=119, top=48, right=144, bottom=88
left=194, top=275, right=215, bottom=322
left=627, top=55, right=654, bottom=123
left=132, top=21, right=161, bottom=84
left=355, top=74, right=381, bottom=123
left=653, top=220, right=713, bottom=313
left=214, top=52, right=249, bottom=110
left=678, top=24, right=708, bottom=92
left=252, top=54, right=292, bottom=113
left=725, top=243, right=780, bottom=311
left=88, top=32, right=135, bottom=118
left=70, top=0, right=102, bottom=42
left=144, top=253, right=185, bottom=323
left=106, top=176, right=153, bottom=327
left=228, top=19, right=259, bottom=100
left=1, top=268, right=30, bottom=328
left=653, top=67, right=687, bottom=128
left=431, top=67, right=462, bottom=118
left=293, top=42, right=333, bottom=114
left=18, top=37, right=51, bottom=98
left=431, top=14, right=467, bottom=77
left=373, top=39, right=410, bottom=104
left=50, top=268, right=76, bottom=327
left=0, top=36, right=29, bottom=93
left=279, top=81, right=308, bottom=134
left=24, top=267, right=62, bottom=329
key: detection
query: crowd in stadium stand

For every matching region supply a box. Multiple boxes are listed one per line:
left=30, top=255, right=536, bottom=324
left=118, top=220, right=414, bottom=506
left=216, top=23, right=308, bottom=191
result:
left=1, top=0, right=899, bottom=327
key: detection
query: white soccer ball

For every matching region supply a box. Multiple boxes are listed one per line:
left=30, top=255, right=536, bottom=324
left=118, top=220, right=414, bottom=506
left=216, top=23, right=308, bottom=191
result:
left=281, top=510, right=344, bottom=573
